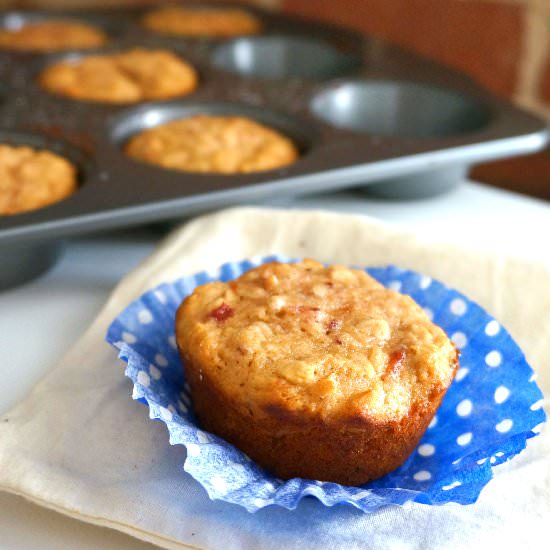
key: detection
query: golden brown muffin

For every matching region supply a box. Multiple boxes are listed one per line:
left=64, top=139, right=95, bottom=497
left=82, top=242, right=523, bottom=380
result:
left=176, top=260, right=458, bottom=485
left=0, top=144, right=77, bottom=215
left=39, top=48, right=198, bottom=104
left=125, top=115, right=298, bottom=174
left=142, top=6, right=261, bottom=37
left=0, top=20, right=107, bottom=52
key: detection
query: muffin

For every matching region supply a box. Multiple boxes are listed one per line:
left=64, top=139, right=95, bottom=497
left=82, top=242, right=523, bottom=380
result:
left=0, top=144, right=77, bottom=215
left=125, top=115, right=299, bottom=174
left=0, top=20, right=107, bottom=52
left=176, top=260, right=459, bottom=485
left=39, top=48, right=197, bottom=104
left=142, top=6, right=261, bottom=37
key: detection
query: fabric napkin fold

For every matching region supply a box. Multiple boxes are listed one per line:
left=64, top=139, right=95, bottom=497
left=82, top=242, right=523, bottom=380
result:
left=0, top=207, right=548, bottom=550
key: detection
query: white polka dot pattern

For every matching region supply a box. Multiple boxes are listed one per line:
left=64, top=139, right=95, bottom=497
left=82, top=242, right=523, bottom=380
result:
left=496, top=419, right=513, bottom=433
left=485, top=320, right=500, bottom=336
left=494, top=386, right=510, bottom=404
left=168, top=335, right=177, bottom=349
left=122, top=331, right=137, bottom=344
left=106, top=257, right=546, bottom=513
left=485, top=350, right=502, bottom=368
left=456, top=432, right=472, bottom=446
left=419, top=275, right=432, bottom=289
left=138, top=309, right=153, bottom=324
left=388, top=280, right=402, bottom=291
left=450, top=298, right=467, bottom=315
left=154, top=290, right=167, bottom=304
left=442, top=481, right=461, bottom=491
left=137, top=371, right=150, bottom=388
left=456, top=399, right=473, bottom=417
left=530, top=399, right=544, bottom=411
left=196, top=431, right=210, bottom=444
left=418, top=444, right=435, bottom=457
left=451, top=332, right=468, bottom=349
left=149, top=364, right=161, bottom=380
left=155, top=353, right=168, bottom=367
left=455, top=367, right=469, bottom=382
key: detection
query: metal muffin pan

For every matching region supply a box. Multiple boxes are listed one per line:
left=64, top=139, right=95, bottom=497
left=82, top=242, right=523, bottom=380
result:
left=0, top=4, right=548, bottom=288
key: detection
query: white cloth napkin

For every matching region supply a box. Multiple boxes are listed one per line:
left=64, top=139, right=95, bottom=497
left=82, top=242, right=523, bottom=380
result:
left=0, top=207, right=548, bottom=550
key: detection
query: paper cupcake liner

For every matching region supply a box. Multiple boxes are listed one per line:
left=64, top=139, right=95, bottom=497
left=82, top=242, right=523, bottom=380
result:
left=106, top=255, right=546, bottom=513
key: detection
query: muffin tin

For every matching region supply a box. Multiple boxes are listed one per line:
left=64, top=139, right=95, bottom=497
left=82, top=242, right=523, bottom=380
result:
left=0, top=4, right=548, bottom=288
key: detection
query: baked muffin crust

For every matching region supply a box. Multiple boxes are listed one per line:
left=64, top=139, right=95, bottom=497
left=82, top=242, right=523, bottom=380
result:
left=0, top=144, right=77, bottom=215
left=125, top=115, right=298, bottom=174
left=176, top=260, right=458, bottom=484
left=39, top=48, right=198, bottom=104
left=142, top=6, right=261, bottom=37
left=0, top=20, right=107, bottom=52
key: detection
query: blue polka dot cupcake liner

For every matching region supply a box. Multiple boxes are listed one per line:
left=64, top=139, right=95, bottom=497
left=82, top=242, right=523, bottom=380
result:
left=106, top=255, right=546, bottom=513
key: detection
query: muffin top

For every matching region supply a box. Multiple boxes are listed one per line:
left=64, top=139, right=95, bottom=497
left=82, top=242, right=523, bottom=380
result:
left=176, top=260, right=458, bottom=423
left=142, top=6, right=261, bottom=37
left=125, top=115, right=298, bottom=174
left=0, top=20, right=107, bottom=52
left=39, top=48, right=197, bottom=104
left=0, top=144, right=77, bottom=215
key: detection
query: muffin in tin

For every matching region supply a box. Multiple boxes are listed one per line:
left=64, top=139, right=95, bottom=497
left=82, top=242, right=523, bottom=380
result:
left=124, top=115, right=299, bottom=174
left=176, top=260, right=459, bottom=485
left=0, top=19, right=107, bottom=52
left=0, top=144, right=77, bottom=215
left=142, top=6, right=262, bottom=37
left=39, top=48, right=198, bottom=104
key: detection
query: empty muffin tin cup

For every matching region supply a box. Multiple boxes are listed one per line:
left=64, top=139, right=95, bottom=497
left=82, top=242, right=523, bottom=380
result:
left=0, top=240, right=64, bottom=290
left=363, top=165, right=468, bottom=200
left=212, top=35, right=359, bottom=80
left=311, top=80, right=492, bottom=138
left=311, top=80, right=492, bottom=197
